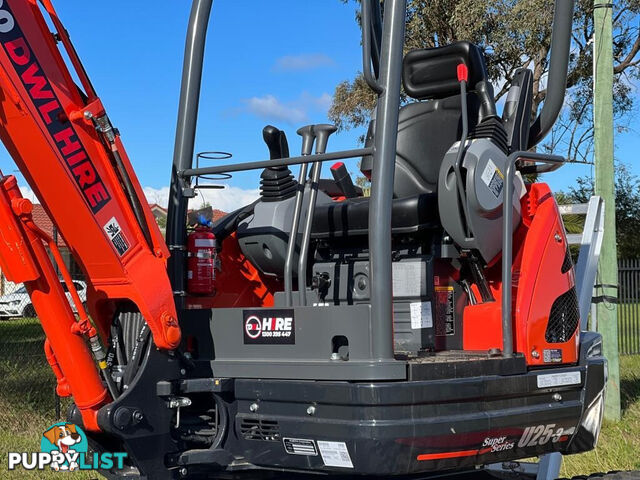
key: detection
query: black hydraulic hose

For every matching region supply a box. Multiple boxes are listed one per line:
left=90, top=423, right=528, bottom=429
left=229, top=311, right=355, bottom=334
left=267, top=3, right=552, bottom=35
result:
left=111, top=148, right=155, bottom=250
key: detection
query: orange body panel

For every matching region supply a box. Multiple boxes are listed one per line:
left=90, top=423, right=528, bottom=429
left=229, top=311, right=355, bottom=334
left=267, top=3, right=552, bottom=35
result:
left=463, top=184, right=579, bottom=365
left=0, top=0, right=179, bottom=349
left=0, top=176, right=108, bottom=430
left=513, top=184, right=578, bottom=365
left=185, top=233, right=275, bottom=309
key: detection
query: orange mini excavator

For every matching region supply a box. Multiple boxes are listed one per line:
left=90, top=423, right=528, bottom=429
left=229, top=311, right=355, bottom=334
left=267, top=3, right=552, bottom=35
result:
left=0, top=1, right=608, bottom=479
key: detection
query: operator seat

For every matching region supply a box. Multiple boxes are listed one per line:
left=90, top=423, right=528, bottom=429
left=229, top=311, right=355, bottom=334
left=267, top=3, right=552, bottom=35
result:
left=313, top=41, right=502, bottom=238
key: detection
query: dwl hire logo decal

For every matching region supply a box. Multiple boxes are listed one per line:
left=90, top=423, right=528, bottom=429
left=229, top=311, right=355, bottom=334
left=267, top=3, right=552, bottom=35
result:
left=7, top=422, right=127, bottom=472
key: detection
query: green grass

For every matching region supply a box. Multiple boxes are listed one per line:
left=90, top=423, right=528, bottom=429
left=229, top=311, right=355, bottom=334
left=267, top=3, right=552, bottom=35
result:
left=0, top=318, right=95, bottom=479
left=1, top=318, right=639, bottom=478
left=560, top=355, right=640, bottom=477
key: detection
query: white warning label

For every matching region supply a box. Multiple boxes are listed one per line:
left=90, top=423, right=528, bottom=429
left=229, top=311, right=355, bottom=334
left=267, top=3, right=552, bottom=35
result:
left=410, top=302, right=433, bottom=329
left=317, top=441, right=354, bottom=468
left=103, top=217, right=130, bottom=256
left=481, top=158, right=504, bottom=198
left=536, top=371, right=581, bottom=388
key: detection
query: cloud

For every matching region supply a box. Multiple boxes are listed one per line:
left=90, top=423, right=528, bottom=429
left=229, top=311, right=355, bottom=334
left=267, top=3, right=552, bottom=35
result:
left=143, top=185, right=259, bottom=213
left=241, top=91, right=332, bottom=125
left=243, top=95, right=307, bottom=125
left=17, top=183, right=258, bottom=216
left=19, top=185, right=39, bottom=203
left=273, top=53, right=334, bottom=72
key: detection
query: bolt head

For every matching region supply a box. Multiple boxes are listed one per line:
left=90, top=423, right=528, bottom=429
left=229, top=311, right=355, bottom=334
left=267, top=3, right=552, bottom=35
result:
left=83, top=110, right=93, bottom=120
left=531, top=350, right=540, bottom=359
left=132, top=410, right=144, bottom=422
left=180, top=369, right=186, bottom=376
left=554, top=233, right=562, bottom=242
left=306, top=405, right=316, bottom=416
left=179, top=467, right=188, bottom=477
left=249, top=402, right=259, bottom=412
left=552, top=393, right=562, bottom=402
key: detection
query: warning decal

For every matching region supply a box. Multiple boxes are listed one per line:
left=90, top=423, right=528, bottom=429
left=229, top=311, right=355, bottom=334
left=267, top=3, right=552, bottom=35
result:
left=481, top=159, right=504, bottom=199
left=435, top=286, right=455, bottom=336
left=317, top=441, right=354, bottom=468
left=103, top=217, right=130, bottom=256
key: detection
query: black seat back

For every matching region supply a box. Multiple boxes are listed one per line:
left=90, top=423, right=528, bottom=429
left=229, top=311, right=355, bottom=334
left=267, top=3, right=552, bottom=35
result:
left=361, top=41, right=497, bottom=197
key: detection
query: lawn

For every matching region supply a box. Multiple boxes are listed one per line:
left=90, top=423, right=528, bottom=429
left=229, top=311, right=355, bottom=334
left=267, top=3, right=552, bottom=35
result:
left=0, top=318, right=95, bottom=479
left=0, top=318, right=639, bottom=479
left=560, top=354, right=640, bottom=477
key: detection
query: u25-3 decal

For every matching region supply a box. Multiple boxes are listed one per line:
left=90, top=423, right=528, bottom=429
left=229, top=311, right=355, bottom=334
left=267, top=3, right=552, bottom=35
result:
left=518, top=424, right=576, bottom=448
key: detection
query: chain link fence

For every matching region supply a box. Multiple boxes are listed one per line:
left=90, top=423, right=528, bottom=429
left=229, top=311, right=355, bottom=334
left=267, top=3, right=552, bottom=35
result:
left=0, top=267, right=86, bottom=470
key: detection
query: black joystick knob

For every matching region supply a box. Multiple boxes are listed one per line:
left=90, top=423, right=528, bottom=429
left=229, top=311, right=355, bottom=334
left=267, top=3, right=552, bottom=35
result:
left=296, top=125, right=316, bottom=156
left=313, top=124, right=337, bottom=154
left=263, top=125, right=290, bottom=160
left=259, top=125, right=296, bottom=202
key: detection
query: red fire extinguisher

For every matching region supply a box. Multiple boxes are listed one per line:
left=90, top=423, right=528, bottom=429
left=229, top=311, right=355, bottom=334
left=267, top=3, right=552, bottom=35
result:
left=187, top=225, right=218, bottom=295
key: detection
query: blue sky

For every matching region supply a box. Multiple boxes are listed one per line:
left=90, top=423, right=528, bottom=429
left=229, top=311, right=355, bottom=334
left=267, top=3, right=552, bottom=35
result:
left=3, top=1, right=638, bottom=211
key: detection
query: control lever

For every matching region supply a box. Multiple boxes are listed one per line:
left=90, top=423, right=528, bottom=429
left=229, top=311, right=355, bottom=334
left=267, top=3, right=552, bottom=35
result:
left=297, top=125, right=316, bottom=156
left=298, top=124, right=337, bottom=306
left=262, top=125, right=290, bottom=160
left=260, top=126, right=296, bottom=202
left=330, top=162, right=358, bottom=198
left=455, top=64, right=472, bottom=239
left=313, top=124, right=337, bottom=156
left=284, top=125, right=317, bottom=306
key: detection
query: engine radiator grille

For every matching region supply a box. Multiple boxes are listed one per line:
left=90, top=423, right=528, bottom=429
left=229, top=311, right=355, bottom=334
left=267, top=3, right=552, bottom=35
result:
left=239, top=418, right=280, bottom=442
left=545, top=287, right=580, bottom=343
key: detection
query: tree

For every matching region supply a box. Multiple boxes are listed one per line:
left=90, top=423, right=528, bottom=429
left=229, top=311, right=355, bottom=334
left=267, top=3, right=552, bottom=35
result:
left=329, top=0, right=640, bottom=164
left=561, top=163, right=640, bottom=259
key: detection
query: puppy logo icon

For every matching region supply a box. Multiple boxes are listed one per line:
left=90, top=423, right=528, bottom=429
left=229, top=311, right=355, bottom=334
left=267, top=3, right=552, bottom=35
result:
left=7, top=421, right=127, bottom=471
left=40, top=423, right=87, bottom=471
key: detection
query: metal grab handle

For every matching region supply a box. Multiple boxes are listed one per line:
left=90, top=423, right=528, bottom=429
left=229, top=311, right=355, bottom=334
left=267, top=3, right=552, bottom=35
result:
left=528, top=0, right=575, bottom=147
left=284, top=126, right=317, bottom=306
left=502, top=151, right=565, bottom=356
left=298, top=125, right=337, bottom=306
left=180, top=148, right=371, bottom=177
left=362, top=0, right=383, bottom=94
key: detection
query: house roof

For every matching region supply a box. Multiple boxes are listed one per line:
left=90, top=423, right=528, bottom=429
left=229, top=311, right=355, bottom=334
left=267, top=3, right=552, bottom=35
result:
left=31, top=204, right=66, bottom=247
left=30, top=203, right=228, bottom=246
left=149, top=203, right=168, bottom=215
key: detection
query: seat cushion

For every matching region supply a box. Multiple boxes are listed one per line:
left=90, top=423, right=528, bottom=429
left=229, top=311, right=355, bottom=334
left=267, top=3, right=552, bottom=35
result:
left=311, top=193, right=440, bottom=239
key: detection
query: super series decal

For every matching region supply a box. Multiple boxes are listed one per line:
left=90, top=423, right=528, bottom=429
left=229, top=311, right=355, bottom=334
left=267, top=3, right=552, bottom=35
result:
left=416, top=424, right=577, bottom=461
left=0, top=1, right=111, bottom=214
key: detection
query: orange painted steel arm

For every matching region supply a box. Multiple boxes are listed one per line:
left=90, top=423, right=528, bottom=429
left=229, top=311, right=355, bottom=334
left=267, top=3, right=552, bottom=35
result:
left=0, top=175, right=108, bottom=431
left=0, top=0, right=180, bottom=349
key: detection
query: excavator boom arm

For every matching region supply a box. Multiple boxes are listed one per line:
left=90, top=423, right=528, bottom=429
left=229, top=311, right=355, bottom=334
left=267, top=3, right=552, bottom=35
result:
left=0, top=0, right=180, bottom=429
